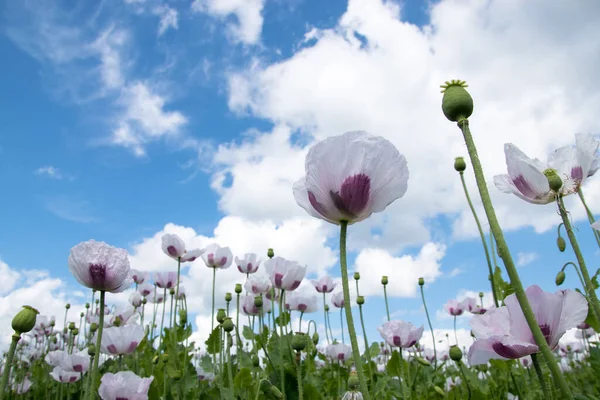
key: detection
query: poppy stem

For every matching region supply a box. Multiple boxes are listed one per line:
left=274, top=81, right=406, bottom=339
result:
left=420, top=284, right=437, bottom=369
left=340, top=308, right=345, bottom=344
left=339, top=221, right=371, bottom=400
left=358, top=303, right=373, bottom=388
left=578, top=189, right=600, bottom=247
left=174, top=257, right=181, bottom=330
left=457, top=118, right=573, bottom=400
left=459, top=171, right=499, bottom=307
left=0, top=334, right=19, bottom=400
left=89, top=290, right=105, bottom=400
left=322, top=293, right=330, bottom=344
left=531, top=353, right=551, bottom=399
left=383, top=283, right=391, bottom=321
left=557, top=197, right=600, bottom=325
left=278, top=289, right=287, bottom=400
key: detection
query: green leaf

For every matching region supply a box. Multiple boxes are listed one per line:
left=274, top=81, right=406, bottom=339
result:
left=386, top=350, right=403, bottom=377
left=205, top=327, right=221, bottom=355
left=243, top=325, right=255, bottom=340
left=585, top=301, right=600, bottom=332
left=275, top=312, right=290, bottom=327
left=234, top=367, right=253, bottom=391
left=366, top=342, right=380, bottom=358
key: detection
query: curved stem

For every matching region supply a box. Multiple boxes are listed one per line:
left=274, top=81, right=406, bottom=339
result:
left=558, top=196, right=600, bottom=324
left=457, top=118, right=572, bottom=399
left=578, top=189, right=600, bottom=247
left=419, top=285, right=436, bottom=369
left=89, top=290, right=105, bottom=400
left=459, top=172, right=499, bottom=307
left=211, top=267, right=216, bottom=331
left=227, top=334, right=234, bottom=397
left=383, top=285, right=391, bottom=321
left=326, top=309, right=334, bottom=343
left=562, top=262, right=586, bottom=290
left=236, top=293, right=241, bottom=356
left=339, top=221, right=371, bottom=400
left=0, top=334, right=20, bottom=400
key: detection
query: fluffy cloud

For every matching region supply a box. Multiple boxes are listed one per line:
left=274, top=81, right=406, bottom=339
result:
left=353, top=243, right=446, bottom=298
left=154, top=5, right=179, bottom=36
left=222, top=0, right=600, bottom=250
left=516, top=251, right=539, bottom=267
left=192, top=0, right=265, bottom=44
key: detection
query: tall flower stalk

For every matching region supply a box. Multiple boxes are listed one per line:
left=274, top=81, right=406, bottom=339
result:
left=419, top=278, right=436, bottom=368
left=578, top=190, right=600, bottom=247
left=441, top=80, right=573, bottom=399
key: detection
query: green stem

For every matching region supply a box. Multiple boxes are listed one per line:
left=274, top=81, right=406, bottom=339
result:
left=419, top=285, right=436, bottom=369
left=174, top=257, right=181, bottom=328
left=459, top=171, right=499, bottom=307
left=0, top=334, right=20, bottom=400
left=383, top=285, right=391, bottom=321
left=358, top=304, right=373, bottom=387
left=227, top=334, right=234, bottom=397
left=278, top=290, right=287, bottom=400
left=322, top=293, right=330, bottom=344
left=326, top=309, right=334, bottom=344
left=236, top=293, right=241, bottom=357
left=578, top=189, right=600, bottom=247
left=339, top=221, right=371, bottom=400
left=159, top=289, right=167, bottom=349
left=457, top=361, right=471, bottom=400
left=340, top=308, right=345, bottom=344
left=562, top=262, right=586, bottom=290
left=296, top=354, right=303, bottom=400
left=531, top=353, right=551, bottom=399
left=89, top=290, right=106, bottom=400
left=457, top=118, right=572, bottom=399
left=558, top=196, right=600, bottom=324
left=211, top=267, right=217, bottom=369
left=453, top=316, right=458, bottom=345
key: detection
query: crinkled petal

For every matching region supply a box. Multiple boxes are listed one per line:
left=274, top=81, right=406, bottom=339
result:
left=468, top=336, right=538, bottom=365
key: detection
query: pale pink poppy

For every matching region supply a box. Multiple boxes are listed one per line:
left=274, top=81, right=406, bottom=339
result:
left=312, top=276, right=337, bottom=293
left=264, top=257, right=306, bottom=291
left=100, top=323, right=144, bottom=355
left=377, top=320, right=424, bottom=349
left=201, top=244, right=233, bottom=269
left=98, top=371, right=153, bottom=400
left=235, top=253, right=260, bottom=274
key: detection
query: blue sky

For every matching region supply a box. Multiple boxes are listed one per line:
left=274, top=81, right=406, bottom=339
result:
left=1, top=0, right=599, bottom=352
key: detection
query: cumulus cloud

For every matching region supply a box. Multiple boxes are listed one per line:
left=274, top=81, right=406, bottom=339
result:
left=192, top=0, right=265, bottom=44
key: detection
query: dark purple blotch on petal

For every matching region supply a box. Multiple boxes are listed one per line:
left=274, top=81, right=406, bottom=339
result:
left=274, top=273, right=284, bottom=288
left=298, top=304, right=307, bottom=312
left=539, top=324, right=552, bottom=345
left=571, top=166, right=583, bottom=181
left=89, top=263, right=107, bottom=288
left=492, top=342, right=525, bottom=359
left=330, top=173, right=371, bottom=218
left=512, top=175, right=538, bottom=199
left=308, top=191, right=331, bottom=219
left=167, top=245, right=178, bottom=257
left=219, top=257, right=228, bottom=267
left=289, top=280, right=302, bottom=290
left=393, top=336, right=401, bottom=347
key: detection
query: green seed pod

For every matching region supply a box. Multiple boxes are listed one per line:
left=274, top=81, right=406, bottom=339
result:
left=80, top=312, right=85, bottom=318
left=72, top=328, right=79, bottom=336
left=546, top=169, right=563, bottom=192
left=113, top=316, right=121, bottom=327
left=418, top=277, right=425, bottom=286
left=169, top=287, right=175, bottom=295
left=353, top=272, right=360, bottom=280
left=65, top=303, right=71, bottom=310
left=291, top=333, right=307, bottom=352
left=356, top=296, right=365, bottom=305
left=88, top=345, right=96, bottom=357
left=90, top=323, right=98, bottom=333
left=269, top=386, right=283, bottom=399
left=63, top=327, right=68, bottom=334
left=478, top=292, right=484, bottom=298
left=348, top=372, right=360, bottom=390
left=267, top=248, right=275, bottom=259
left=142, top=297, right=147, bottom=305
left=324, top=304, right=330, bottom=311
left=252, top=354, right=260, bottom=367
left=557, top=237, right=566, bottom=252
left=434, top=386, right=445, bottom=396
left=235, top=284, right=243, bottom=294
left=225, top=292, right=232, bottom=302
left=449, top=345, right=462, bottom=362
left=555, top=270, right=566, bottom=286
left=11, top=306, right=39, bottom=334
left=216, top=309, right=227, bottom=324
left=222, top=317, right=234, bottom=333
left=454, top=157, right=467, bottom=172
left=68, top=322, right=76, bottom=330
left=85, top=303, right=90, bottom=309
left=254, top=295, right=263, bottom=308
left=381, top=276, right=388, bottom=285
left=440, top=80, right=473, bottom=122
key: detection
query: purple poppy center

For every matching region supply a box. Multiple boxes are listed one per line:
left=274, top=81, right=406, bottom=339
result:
left=393, top=335, right=402, bottom=347
left=491, top=342, right=522, bottom=359
left=337, top=353, right=345, bottom=361
left=116, top=398, right=129, bottom=400
left=167, top=245, right=179, bottom=257
left=322, top=285, right=328, bottom=292
left=289, top=280, right=302, bottom=290
left=107, top=344, right=119, bottom=354
left=274, top=273, right=284, bottom=288
left=571, top=166, right=583, bottom=181
left=539, top=324, right=551, bottom=345
left=297, top=304, right=307, bottom=312
left=330, top=173, right=371, bottom=218
left=89, top=263, right=107, bottom=287
left=512, top=174, right=539, bottom=199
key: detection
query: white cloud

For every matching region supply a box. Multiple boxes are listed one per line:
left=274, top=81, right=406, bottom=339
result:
left=192, top=0, right=265, bottom=44
left=516, top=251, right=539, bottom=267
left=0, top=260, right=21, bottom=295
left=154, top=5, right=179, bottom=36
left=222, top=0, right=600, bottom=249
left=420, top=328, right=474, bottom=354
left=353, top=242, right=446, bottom=298
left=112, top=81, right=188, bottom=156
left=35, top=166, right=64, bottom=179
left=90, top=26, right=128, bottom=90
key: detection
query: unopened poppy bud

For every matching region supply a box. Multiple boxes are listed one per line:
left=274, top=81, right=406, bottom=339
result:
left=50, top=319, right=55, bottom=327
left=11, top=306, right=39, bottom=334
left=312, top=332, right=319, bottom=345
left=72, top=328, right=79, bottom=336
left=235, top=284, right=243, bottom=294
left=142, top=297, right=147, bottom=305
left=63, top=327, right=68, bottom=334
left=68, top=322, right=76, bottom=330
left=434, top=386, right=445, bottom=396
left=80, top=312, right=84, bottom=318
left=216, top=309, right=227, bottom=324
left=88, top=345, right=96, bottom=357
left=270, top=386, right=283, bottom=399
left=557, top=237, right=566, bottom=252
left=356, top=296, right=365, bottom=305
left=354, top=272, right=360, bottom=280
left=85, top=303, right=90, bottom=309
left=348, top=371, right=360, bottom=390
left=179, top=309, right=187, bottom=325
left=291, top=333, right=307, bottom=352
left=418, top=277, right=425, bottom=286
left=555, top=270, right=566, bottom=286
left=454, top=157, right=466, bottom=172
left=52, top=336, right=57, bottom=343
left=324, top=304, right=330, bottom=311
left=267, top=248, right=274, bottom=258
left=225, top=292, right=232, bottom=302
left=254, top=296, right=263, bottom=308
left=169, top=287, right=175, bottom=295
left=65, top=303, right=71, bottom=310
left=381, top=276, right=388, bottom=285
left=416, top=357, right=431, bottom=366
left=252, top=354, right=260, bottom=367
left=90, top=323, right=98, bottom=333
left=449, top=345, right=462, bottom=362
left=478, top=292, right=483, bottom=298
left=222, top=318, right=234, bottom=333
left=440, top=80, right=473, bottom=122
